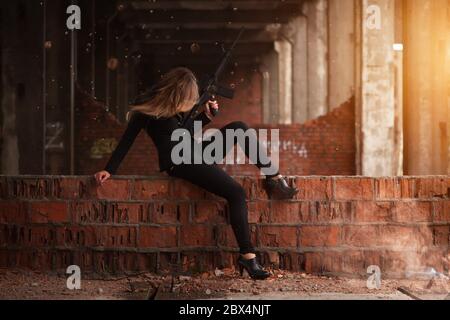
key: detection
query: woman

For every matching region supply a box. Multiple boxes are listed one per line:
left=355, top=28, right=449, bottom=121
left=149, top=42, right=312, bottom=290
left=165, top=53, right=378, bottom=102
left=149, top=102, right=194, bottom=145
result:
left=94, top=67, right=298, bottom=280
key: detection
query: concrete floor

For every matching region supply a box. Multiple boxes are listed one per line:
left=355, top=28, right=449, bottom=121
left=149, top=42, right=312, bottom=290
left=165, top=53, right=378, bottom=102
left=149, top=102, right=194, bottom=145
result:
left=1, top=269, right=448, bottom=300
left=211, top=292, right=449, bottom=300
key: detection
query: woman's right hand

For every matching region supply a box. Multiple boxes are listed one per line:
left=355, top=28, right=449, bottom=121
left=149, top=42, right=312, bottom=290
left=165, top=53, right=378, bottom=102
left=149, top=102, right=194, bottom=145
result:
left=94, top=170, right=111, bottom=186
left=204, top=99, right=219, bottom=119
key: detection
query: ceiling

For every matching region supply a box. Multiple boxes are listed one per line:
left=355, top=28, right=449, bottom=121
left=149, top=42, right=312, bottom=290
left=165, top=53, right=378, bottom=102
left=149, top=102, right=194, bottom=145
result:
left=113, top=0, right=305, bottom=71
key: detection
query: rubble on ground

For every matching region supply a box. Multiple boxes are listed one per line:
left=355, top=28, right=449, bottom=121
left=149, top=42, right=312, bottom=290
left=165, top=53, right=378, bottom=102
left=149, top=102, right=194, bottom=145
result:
left=0, top=268, right=448, bottom=300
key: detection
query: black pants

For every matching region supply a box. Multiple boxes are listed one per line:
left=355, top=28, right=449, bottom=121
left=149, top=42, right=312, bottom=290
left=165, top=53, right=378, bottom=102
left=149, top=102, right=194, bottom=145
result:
left=167, top=121, right=278, bottom=254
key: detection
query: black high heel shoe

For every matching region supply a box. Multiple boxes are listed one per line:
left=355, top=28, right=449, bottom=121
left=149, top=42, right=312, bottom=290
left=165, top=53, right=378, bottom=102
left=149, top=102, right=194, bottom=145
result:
left=263, top=176, right=299, bottom=200
left=237, top=256, right=271, bottom=280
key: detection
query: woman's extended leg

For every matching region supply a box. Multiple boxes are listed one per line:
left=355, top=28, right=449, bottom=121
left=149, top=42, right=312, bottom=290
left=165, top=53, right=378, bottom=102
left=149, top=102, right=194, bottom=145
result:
left=167, top=163, right=255, bottom=255
left=201, top=121, right=279, bottom=177
left=200, top=121, right=298, bottom=199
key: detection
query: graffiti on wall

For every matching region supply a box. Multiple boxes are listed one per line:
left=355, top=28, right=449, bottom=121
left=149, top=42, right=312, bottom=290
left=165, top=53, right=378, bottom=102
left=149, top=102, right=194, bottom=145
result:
left=259, top=140, right=309, bottom=159
left=90, top=138, right=117, bottom=159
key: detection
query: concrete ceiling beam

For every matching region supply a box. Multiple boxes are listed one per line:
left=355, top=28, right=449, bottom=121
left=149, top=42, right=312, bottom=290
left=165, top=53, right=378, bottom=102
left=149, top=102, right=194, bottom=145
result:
left=129, top=28, right=280, bottom=43
left=137, top=42, right=274, bottom=56
left=119, top=8, right=301, bottom=25
left=126, top=0, right=301, bottom=11
left=146, top=55, right=260, bottom=67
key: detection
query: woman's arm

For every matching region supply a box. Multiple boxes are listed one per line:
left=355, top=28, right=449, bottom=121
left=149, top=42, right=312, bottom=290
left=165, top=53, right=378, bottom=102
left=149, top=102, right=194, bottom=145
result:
left=104, top=112, right=148, bottom=175
left=187, top=100, right=219, bottom=128
left=194, top=111, right=213, bottom=126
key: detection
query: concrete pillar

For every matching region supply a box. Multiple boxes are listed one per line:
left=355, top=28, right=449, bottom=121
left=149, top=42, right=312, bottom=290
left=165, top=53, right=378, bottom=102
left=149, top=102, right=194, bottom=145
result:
left=393, top=48, right=404, bottom=176
left=289, top=16, right=308, bottom=124
left=260, top=50, right=279, bottom=124
left=260, top=67, right=271, bottom=124
left=328, top=0, right=355, bottom=109
left=1, top=53, right=20, bottom=175
left=360, top=0, right=398, bottom=176
left=1, top=1, right=44, bottom=174
left=274, top=40, right=293, bottom=124
left=404, top=0, right=449, bottom=175
left=260, top=36, right=293, bottom=125
left=303, top=0, right=328, bottom=119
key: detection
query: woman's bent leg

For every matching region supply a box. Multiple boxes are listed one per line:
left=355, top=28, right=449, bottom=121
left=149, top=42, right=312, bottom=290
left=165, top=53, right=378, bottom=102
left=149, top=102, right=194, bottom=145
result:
left=202, top=121, right=279, bottom=178
left=200, top=121, right=298, bottom=199
left=168, top=163, right=255, bottom=255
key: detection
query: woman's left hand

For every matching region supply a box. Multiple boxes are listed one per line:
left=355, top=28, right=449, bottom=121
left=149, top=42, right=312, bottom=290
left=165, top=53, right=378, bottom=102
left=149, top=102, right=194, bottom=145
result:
left=205, top=99, right=219, bottom=119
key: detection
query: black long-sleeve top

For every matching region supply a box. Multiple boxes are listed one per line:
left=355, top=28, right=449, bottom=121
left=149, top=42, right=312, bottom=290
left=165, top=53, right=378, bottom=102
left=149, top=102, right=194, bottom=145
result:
left=103, top=110, right=212, bottom=175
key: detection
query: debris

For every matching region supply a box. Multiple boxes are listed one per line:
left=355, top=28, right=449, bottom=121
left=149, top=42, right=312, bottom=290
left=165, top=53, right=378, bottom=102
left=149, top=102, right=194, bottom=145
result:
left=107, top=58, right=119, bottom=71
left=397, top=287, right=422, bottom=300
left=170, top=275, right=175, bottom=293
left=172, top=284, right=182, bottom=292
left=222, top=268, right=234, bottom=275
left=0, top=269, right=432, bottom=300
left=146, top=285, right=160, bottom=300
left=98, top=288, right=103, bottom=294
left=426, top=278, right=435, bottom=290
left=205, top=289, right=211, bottom=295
left=425, top=277, right=450, bottom=294
left=214, top=268, right=225, bottom=277
left=190, top=43, right=201, bottom=54
left=129, top=281, right=152, bottom=293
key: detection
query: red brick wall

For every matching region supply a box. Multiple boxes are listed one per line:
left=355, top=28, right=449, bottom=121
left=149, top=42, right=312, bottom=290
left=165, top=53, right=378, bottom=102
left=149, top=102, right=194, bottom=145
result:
left=75, top=87, right=158, bottom=176
left=221, top=99, right=356, bottom=176
left=1, top=175, right=448, bottom=278
left=210, top=67, right=263, bottom=126
left=75, top=84, right=355, bottom=176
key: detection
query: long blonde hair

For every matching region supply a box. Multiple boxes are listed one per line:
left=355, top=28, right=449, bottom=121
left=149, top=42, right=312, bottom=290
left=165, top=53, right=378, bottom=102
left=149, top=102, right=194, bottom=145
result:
left=126, top=67, right=199, bottom=121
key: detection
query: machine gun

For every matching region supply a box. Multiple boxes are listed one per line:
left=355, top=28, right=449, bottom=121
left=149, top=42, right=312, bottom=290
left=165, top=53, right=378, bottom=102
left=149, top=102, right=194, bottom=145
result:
left=181, top=27, right=245, bottom=128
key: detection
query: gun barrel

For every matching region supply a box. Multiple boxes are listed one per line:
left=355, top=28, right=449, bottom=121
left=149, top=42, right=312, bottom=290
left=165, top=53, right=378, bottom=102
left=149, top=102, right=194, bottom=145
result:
left=214, top=27, right=245, bottom=79
left=182, top=27, right=245, bottom=127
